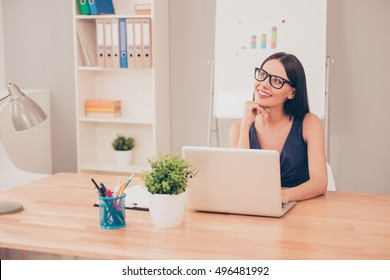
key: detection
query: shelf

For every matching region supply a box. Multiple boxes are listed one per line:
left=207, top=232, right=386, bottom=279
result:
left=73, top=0, right=170, bottom=175
left=77, top=66, right=153, bottom=72
left=76, top=14, right=151, bottom=20
left=79, top=162, right=150, bottom=175
left=79, top=116, right=153, bottom=125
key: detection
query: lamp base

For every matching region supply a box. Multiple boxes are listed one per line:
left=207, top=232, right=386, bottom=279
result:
left=0, top=202, right=24, bottom=215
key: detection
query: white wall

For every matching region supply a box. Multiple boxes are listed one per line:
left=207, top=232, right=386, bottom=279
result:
left=327, top=0, right=390, bottom=194
left=0, top=0, right=5, bottom=89
left=2, top=0, right=77, bottom=173
left=169, top=0, right=216, bottom=150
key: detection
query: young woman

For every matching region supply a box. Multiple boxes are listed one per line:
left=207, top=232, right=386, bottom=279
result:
left=229, top=52, right=327, bottom=203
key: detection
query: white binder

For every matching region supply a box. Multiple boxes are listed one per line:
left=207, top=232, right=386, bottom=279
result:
left=126, top=18, right=135, bottom=68
left=96, top=19, right=105, bottom=67
left=104, top=19, right=113, bottom=68
left=111, top=19, right=120, bottom=68
left=133, top=18, right=143, bottom=68
left=141, top=18, right=152, bottom=68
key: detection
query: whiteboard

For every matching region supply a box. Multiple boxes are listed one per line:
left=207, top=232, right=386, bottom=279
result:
left=214, top=0, right=327, bottom=118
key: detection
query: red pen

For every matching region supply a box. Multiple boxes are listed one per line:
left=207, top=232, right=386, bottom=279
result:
left=106, top=189, right=121, bottom=211
left=106, top=189, right=113, bottom=197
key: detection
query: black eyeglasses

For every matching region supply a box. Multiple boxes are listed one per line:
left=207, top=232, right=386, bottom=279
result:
left=254, top=67, right=293, bottom=89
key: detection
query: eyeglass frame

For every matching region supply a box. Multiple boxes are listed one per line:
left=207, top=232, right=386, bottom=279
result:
left=254, top=67, right=293, bottom=89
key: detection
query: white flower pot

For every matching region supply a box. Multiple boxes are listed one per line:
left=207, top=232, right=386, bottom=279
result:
left=115, top=150, right=133, bottom=167
left=148, top=192, right=187, bottom=228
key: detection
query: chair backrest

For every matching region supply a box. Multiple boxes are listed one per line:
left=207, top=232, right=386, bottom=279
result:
left=1, top=138, right=47, bottom=191
left=327, top=162, right=336, bottom=191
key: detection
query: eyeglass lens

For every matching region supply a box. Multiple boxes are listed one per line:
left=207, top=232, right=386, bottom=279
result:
left=255, top=69, right=286, bottom=89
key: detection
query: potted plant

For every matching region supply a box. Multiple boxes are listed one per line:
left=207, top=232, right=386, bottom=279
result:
left=141, top=153, right=198, bottom=228
left=112, top=134, right=135, bottom=167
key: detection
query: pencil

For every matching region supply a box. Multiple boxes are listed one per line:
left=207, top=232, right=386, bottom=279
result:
left=116, top=174, right=135, bottom=197
left=125, top=174, right=135, bottom=188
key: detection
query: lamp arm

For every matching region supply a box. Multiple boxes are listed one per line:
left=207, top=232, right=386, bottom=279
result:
left=0, top=93, right=10, bottom=102
left=0, top=94, right=10, bottom=112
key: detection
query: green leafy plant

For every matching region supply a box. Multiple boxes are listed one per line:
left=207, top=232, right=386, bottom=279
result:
left=141, top=153, right=198, bottom=195
left=112, top=134, right=135, bottom=151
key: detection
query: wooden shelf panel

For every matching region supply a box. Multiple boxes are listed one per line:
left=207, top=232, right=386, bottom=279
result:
left=79, top=162, right=150, bottom=175
left=79, top=117, right=153, bottom=125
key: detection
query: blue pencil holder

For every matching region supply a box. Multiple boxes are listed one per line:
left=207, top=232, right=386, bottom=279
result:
left=98, top=194, right=126, bottom=229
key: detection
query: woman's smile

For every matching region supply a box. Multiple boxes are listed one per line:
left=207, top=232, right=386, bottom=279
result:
left=258, top=90, right=272, bottom=98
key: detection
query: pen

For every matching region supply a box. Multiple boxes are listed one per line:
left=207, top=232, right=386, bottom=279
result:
left=91, top=178, right=100, bottom=192
left=106, top=189, right=125, bottom=223
left=97, top=182, right=109, bottom=226
left=113, top=180, right=122, bottom=196
left=103, top=198, right=123, bottom=226
left=106, top=189, right=113, bottom=197
left=100, top=184, right=124, bottom=226
left=99, top=183, right=107, bottom=197
left=106, top=189, right=120, bottom=210
left=125, top=173, right=135, bottom=189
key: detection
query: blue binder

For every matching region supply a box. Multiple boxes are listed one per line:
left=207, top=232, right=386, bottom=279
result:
left=77, top=0, right=90, bottom=15
left=119, top=18, right=128, bottom=68
left=88, top=0, right=115, bottom=15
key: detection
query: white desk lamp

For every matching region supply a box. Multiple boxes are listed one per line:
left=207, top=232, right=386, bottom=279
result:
left=0, top=83, right=47, bottom=214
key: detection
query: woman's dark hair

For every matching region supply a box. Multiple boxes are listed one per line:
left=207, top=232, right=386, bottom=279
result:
left=260, top=52, right=310, bottom=119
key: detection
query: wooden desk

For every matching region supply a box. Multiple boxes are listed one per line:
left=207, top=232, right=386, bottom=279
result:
left=1, top=172, right=389, bottom=260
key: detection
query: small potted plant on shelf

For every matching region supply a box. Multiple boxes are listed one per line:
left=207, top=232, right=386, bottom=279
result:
left=141, top=153, right=198, bottom=228
left=112, top=134, right=135, bottom=167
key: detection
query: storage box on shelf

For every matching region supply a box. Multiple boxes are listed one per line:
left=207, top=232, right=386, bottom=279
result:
left=73, top=0, right=170, bottom=175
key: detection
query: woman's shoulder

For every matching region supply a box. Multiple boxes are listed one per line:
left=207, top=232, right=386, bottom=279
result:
left=294, top=113, right=320, bottom=128
left=302, top=112, right=321, bottom=125
left=302, top=113, right=323, bottom=140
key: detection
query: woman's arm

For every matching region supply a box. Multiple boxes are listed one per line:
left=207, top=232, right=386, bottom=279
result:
left=229, top=120, right=250, bottom=148
left=229, top=101, right=269, bottom=148
left=281, top=113, right=328, bottom=203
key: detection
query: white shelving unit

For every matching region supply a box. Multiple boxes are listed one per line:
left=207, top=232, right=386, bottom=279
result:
left=72, top=0, right=170, bottom=175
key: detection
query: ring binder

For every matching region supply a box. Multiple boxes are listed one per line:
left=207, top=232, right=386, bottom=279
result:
left=111, top=19, right=120, bottom=68
left=104, top=19, right=113, bottom=68
left=126, top=18, right=135, bottom=68
left=119, top=18, right=128, bottom=68
left=96, top=19, right=105, bottom=67
left=142, top=18, right=152, bottom=68
left=77, top=0, right=91, bottom=15
left=88, top=0, right=115, bottom=15
left=133, top=18, right=143, bottom=68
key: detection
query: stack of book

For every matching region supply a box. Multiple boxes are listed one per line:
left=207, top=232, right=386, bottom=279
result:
left=134, top=3, right=151, bottom=15
left=85, top=99, right=121, bottom=117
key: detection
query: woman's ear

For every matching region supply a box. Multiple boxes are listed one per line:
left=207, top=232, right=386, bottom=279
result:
left=288, top=90, right=295, bottom=100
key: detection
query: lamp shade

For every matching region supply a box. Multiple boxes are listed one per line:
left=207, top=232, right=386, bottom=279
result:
left=8, top=83, right=47, bottom=131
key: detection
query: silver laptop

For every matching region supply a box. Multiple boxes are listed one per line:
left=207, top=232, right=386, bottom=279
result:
left=182, top=146, right=296, bottom=217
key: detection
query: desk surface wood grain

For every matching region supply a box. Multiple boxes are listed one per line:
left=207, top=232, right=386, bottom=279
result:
left=1, top=172, right=389, bottom=260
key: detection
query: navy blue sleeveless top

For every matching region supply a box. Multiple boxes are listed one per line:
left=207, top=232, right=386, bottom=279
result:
left=249, top=117, right=309, bottom=187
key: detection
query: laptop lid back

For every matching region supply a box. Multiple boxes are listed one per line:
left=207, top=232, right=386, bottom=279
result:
left=182, top=146, right=295, bottom=217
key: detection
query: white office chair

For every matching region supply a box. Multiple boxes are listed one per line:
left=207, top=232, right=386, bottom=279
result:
left=327, top=162, right=336, bottom=191
left=0, top=139, right=47, bottom=191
